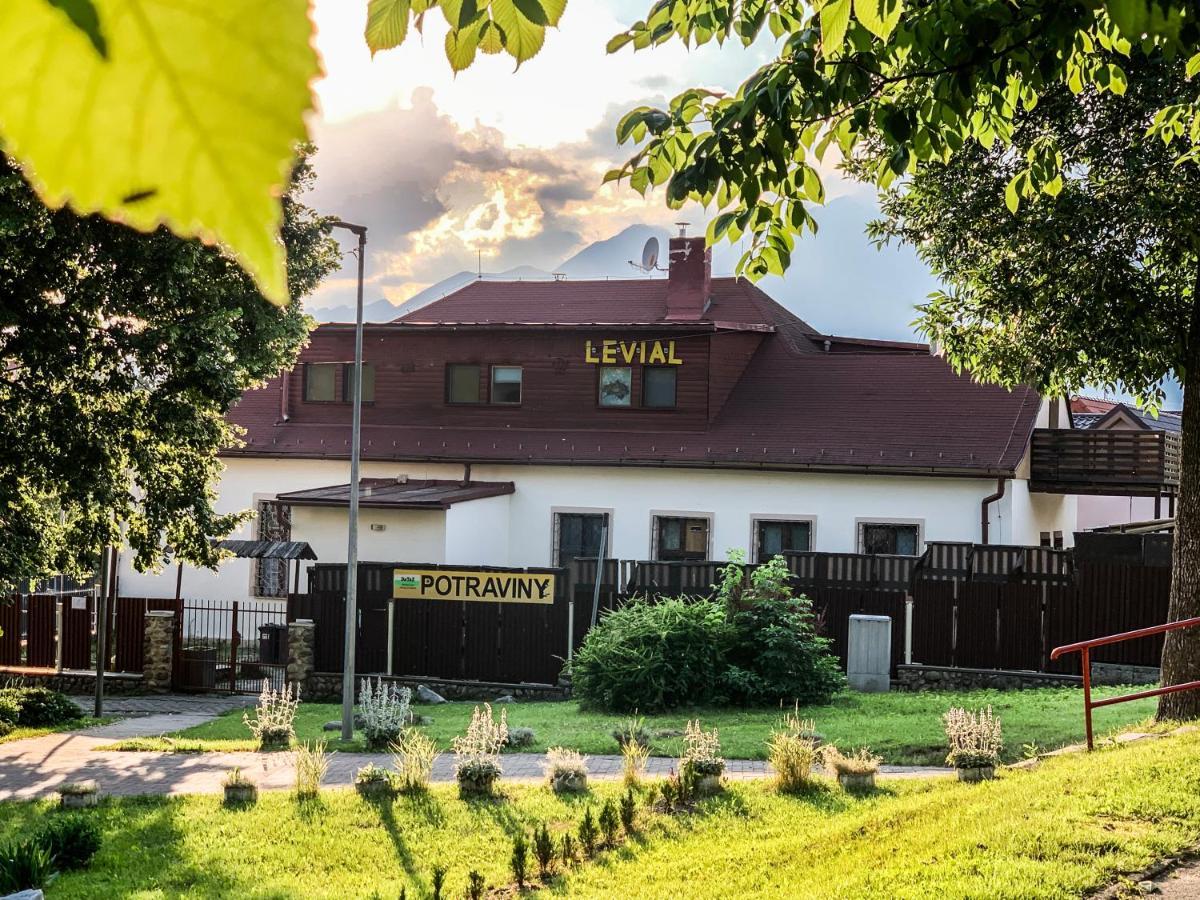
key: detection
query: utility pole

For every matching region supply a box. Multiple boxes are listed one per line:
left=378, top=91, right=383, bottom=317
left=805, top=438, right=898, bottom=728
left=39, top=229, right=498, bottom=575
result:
left=94, top=546, right=110, bottom=718
left=332, top=220, right=368, bottom=742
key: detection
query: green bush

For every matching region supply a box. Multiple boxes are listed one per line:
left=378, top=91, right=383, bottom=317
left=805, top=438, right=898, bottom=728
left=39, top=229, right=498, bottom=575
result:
left=571, top=597, right=732, bottom=711
left=0, top=839, right=53, bottom=893
left=0, top=687, right=83, bottom=727
left=0, top=696, right=19, bottom=725
left=723, top=597, right=844, bottom=705
left=35, top=815, right=102, bottom=870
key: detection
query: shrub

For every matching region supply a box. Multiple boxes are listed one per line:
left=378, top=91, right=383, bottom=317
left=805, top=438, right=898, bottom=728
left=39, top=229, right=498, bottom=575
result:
left=621, top=735, right=650, bottom=788
left=0, top=839, right=52, bottom=893
left=820, top=745, right=881, bottom=776
left=0, top=721, right=11, bottom=739
left=0, top=696, right=20, bottom=725
left=612, top=715, right=650, bottom=749
left=243, top=681, right=299, bottom=750
left=680, top=719, right=724, bottom=779
left=358, top=677, right=411, bottom=751
left=510, top=830, right=528, bottom=888
left=543, top=746, right=588, bottom=793
left=533, top=822, right=555, bottom=880
left=560, top=833, right=577, bottom=868
left=571, top=596, right=733, bottom=711
left=294, top=740, right=330, bottom=798
left=430, top=864, right=446, bottom=900
left=944, top=706, right=1003, bottom=768
left=453, top=704, right=507, bottom=795
left=598, top=799, right=620, bottom=846
left=391, top=729, right=437, bottom=793
left=619, top=789, right=637, bottom=832
left=34, top=815, right=101, bottom=870
left=505, top=726, right=536, bottom=748
left=578, top=807, right=598, bottom=857
left=720, top=554, right=845, bottom=706
left=768, top=708, right=820, bottom=793
left=355, top=763, right=391, bottom=786
left=467, top=869, right=486, bottom=900
left=0, top=687, right=82, bottom=727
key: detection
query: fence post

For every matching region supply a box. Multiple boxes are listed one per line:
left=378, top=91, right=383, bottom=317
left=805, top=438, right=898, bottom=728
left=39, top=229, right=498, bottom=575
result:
left=287, top=619, right=315, bottom=698
left=55, top=599, right=64, bottom=673
left=904, top=595, right=913, bottom=666
left=386, top=601, right=395, bottom=676
left=229, top=601, right=239, bottom=695
left=143, top=610, right=175, bottom=693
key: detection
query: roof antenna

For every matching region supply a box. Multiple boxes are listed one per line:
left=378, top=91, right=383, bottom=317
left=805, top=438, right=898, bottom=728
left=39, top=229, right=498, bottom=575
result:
left=628, top=236, right=665, bottom=273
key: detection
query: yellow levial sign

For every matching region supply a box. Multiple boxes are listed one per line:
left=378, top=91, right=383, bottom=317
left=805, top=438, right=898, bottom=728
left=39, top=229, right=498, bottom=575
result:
left=392, top=569, right=556, bottom=604
left=584, top=339, right=682, bottom=365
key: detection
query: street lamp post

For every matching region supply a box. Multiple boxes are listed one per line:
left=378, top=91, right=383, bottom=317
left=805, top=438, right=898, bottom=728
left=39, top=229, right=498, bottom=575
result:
left=331, top=220, right=368, bottom=742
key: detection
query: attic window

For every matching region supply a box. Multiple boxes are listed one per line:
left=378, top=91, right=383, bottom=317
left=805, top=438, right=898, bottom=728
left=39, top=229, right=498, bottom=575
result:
left=446, top=364, right=481, bottom=404
left=304, top=363, right=337, bottom=402
left=490, top=366, right=522, bottom=405
left=599, top=367, right=632, bottom=407
left=643, top=367, right=677, bottom=408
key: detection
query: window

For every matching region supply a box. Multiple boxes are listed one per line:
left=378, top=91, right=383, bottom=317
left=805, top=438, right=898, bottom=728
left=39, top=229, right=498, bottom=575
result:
left=491, top=366, right=522, bottom=404
left=654, top=516, right=710, bottom=561
left=755, top=519, right=812, bottom=563
left=446, top=364, right=481, bottom=404
left=304, top=362, right=337, bottom=402
left=643, top=367, right=677, bottom=408
left=254, top=500, right=291, bottom=598
left=554, top=512, right=608, bottom=567
left=342, top=362, right=375, bottom=403
left=859, top=522, right=921, bottom=556
left=598, top=367, right=632, bottom=407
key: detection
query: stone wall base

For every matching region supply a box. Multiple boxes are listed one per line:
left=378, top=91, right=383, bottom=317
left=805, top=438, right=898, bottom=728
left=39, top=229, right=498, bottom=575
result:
left=1090, top=662, right=1160, bottom=686
left=0, top=668, right=146, bottom=696
left=305, top=672, right=570, bottom=703
left=896, top=664, right=1082, bottom=691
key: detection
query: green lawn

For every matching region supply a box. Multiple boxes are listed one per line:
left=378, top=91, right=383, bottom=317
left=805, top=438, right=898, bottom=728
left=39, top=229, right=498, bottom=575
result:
left=102, top=687, right=1157, bottom=764
left=6, top=729, right=1200, bottom=898
left=0, top=717, right=111, bottom=746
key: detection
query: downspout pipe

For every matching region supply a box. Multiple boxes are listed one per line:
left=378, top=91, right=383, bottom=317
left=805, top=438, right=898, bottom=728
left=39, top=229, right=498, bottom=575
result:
left=981, top=478, right=1006, bottom=545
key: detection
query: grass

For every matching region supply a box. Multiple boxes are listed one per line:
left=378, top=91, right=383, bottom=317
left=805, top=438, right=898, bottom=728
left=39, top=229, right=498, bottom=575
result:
left=0, top=716, right=112, bottom=746
left=4, top=729, right=1200, bottom=898
left=100, top=686, right=1157, bottom=764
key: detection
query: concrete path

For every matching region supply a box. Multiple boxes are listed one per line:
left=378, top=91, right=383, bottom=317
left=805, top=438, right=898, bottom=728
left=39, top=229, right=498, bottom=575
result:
left=0, top=728, right=952, bottom=801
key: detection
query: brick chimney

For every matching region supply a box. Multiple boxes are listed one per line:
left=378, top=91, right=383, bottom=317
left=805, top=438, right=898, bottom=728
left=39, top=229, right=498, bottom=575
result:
left=664, top=234, right=711, bottom=321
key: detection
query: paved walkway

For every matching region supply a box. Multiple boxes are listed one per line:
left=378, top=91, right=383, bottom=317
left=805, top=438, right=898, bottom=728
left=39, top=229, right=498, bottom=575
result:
left=0, top=696, right=953, bottom=799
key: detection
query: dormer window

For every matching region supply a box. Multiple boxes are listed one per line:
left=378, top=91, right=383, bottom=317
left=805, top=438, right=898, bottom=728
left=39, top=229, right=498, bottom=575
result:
left=490, top=366, right=523, bottom=404
left=304, top=362, right=338, bottom=402
left=599, top=367, right=632, bottom=407
left=643, top=367, right=677, bottom=408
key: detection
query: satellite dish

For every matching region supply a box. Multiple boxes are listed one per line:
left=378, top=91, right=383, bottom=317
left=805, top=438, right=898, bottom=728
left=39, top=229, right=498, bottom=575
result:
left=641, top=237, right=660, bottom=271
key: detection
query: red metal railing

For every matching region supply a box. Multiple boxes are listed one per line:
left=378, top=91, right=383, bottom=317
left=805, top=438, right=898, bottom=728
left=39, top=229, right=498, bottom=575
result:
left=1051, top=615, right=1200, bottom=749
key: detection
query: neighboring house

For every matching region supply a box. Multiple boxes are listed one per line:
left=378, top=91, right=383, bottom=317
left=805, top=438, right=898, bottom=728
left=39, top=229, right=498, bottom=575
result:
left=118, top=233, right=1151, bottom=603
left=1069, top=396, right=1181, bottom=532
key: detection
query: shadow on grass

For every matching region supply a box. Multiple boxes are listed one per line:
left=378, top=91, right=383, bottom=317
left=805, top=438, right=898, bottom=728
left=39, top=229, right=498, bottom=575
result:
left=365, top=794, right=428, bottom=895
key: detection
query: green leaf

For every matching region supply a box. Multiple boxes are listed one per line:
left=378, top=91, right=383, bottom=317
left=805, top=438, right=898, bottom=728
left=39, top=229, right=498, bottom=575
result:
left=820, top=0, right=851, bottom=54
left=445, top=21, right=481, bottom=70
left=365, top=0, right=411, bottom=55
left=0, top=0, right=317, bottom=305
left=853, top=0, right=903, bottom=42
left=1187, top=52, right=1200, bottom=79
left=539, top=0, right=566, bottom=26
left=1005, top=173, right=1022, bottom=213
left=512, top=0, right=548, bottom=26
left=46, top=0, right=107, bottom=57
left=491, top=0, right=546, bottom=64
left=607, top=30, right=634, bottom=53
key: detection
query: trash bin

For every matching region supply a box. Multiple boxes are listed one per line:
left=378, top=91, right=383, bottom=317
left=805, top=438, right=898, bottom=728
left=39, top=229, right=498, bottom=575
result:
left=181, top=646, right=217, bottom=690
left=258, top=623, right=287, bottom=665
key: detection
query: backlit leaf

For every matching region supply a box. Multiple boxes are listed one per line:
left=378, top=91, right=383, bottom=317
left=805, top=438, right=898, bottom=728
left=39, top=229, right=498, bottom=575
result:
left=853, top=0, right=903, bottom=41
left=46, top=0, right=107, bottom=57
left=491, top=0, right=546, bottom=64
left=0, top=0, right=318, bottom=305
left=820, top=0, right=851, bottom=53
left=365, top=0, right=411, bottom=55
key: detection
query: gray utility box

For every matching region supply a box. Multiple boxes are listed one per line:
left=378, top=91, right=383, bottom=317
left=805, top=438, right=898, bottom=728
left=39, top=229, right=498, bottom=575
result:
left=847, top=614, right=892, bottom=693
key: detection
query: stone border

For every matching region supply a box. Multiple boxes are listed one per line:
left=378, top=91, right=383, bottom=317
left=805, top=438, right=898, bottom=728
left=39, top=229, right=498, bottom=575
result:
left=896, top=664, right=1081, bottom=691
left=0, top=669, right=146, bottom=695
left=302, top=672, right=569, bottom=703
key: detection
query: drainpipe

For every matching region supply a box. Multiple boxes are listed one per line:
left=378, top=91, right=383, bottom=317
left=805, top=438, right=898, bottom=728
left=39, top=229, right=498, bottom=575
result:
left=980, top=478, right=1006, bottom=545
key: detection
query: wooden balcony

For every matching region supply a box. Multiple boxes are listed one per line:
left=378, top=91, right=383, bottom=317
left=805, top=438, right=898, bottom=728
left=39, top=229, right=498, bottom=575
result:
left=1029, top=429, right=1180, bottom=496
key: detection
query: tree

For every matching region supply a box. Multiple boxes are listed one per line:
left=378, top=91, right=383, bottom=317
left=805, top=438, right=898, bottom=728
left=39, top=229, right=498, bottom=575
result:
left=596, top=1, right=1200, bottom=717
left=0, top=147, right=340, bottom=588
left=863, top=53, right=1199, bottom=718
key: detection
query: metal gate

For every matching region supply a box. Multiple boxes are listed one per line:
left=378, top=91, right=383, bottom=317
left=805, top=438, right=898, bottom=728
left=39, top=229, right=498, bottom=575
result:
left=176, top=600, right=288, bottom=693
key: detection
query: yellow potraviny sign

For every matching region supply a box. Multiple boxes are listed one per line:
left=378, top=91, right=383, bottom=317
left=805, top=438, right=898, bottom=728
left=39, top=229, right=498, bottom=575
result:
left=392, top=569, right=556, bottom=604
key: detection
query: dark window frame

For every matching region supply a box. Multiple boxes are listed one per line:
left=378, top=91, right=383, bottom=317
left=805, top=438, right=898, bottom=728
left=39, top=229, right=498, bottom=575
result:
left=552, top=511, right=611, bottom=567
left=489, top=364, right=523, bottom=406
left=652, top=514, right=711, bottom=561
left=753, top=518, right=814, bottom=563
left=642, top=365, right=678, bottom=409
left=858, top=521, right=922, bottom=556
left=341, top=362, right=376, bottom=404
left=597, top=366, right=633, bottom=408
left=303, top=361, right=339, bottom=403
left=445, top=363, right=483, bottom=405
left=253, top=500, right=292, bottom=599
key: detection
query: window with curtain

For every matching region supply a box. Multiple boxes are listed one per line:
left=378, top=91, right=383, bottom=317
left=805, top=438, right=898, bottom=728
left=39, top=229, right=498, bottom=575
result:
left=755, top=519, right=812, bottom=562
left=253, top=501, right=291, bottom=598
left=859, top=522, right=921, bottom=556
left=654, top=516, right=710, bottom=561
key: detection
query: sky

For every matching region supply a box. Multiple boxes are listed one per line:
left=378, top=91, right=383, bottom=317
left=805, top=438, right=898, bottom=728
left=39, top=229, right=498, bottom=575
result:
left=298, top=1, right=936, bottom=341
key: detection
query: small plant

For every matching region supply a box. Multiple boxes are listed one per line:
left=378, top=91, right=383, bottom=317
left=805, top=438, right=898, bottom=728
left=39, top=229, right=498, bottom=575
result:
left=619, top=788, right=637, bottom=832
left=820, top=745, right=881, bottom=790
left=768, top=708, right=820, bottom=793
left=392, top=728, right=438, bottom=793
left=598, top=799, right=620, bottom=846
left=612, top=714, right=650, bottom=749
left=243, top=680, right=300, bottom=750
left=430, top=864, right=446, bottom=900
left=680, top=719, right=724, bottom=793
left=533, top=822, right=555, bottom=880
left=621, top=735, right=650, bottom=788
left=543, top=746, right=589, bottom=794
left=658, top=772, right=682, bottom=811
left=1022, top=741, right=1043, bottom=760
left=34, top=815, right=101, bottom=870
left=559, top=833, right=576, bottom=868
left=467, top=869, right=486, bottom=900
left=452, top=704, right=508, bottom=796
left=0, top=839, right=53, bottom=894
left=295, top=740, right=331, bottom=798
left=358, top=677, right=412, bottom=751
left=58, top=779, right=100, bottom=808
left=355, top=763, right=394, bottom=799
left=505, top=726, right=537, bottom=748
left=511, top=830, right=529, bottom=888
left=578, top=806, right=598, bottom=857
left=944, top=706, right=1003, bottom=773
left=222, top=767, right=258, bottom=804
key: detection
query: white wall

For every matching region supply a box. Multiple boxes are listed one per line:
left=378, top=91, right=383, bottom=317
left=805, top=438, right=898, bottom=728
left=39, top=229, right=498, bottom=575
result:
left=116, top=455, right=1074, bottom=600
left=1076, top=494, right=1164, bottom=531
left=444, top=494, right=512, bottom=565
